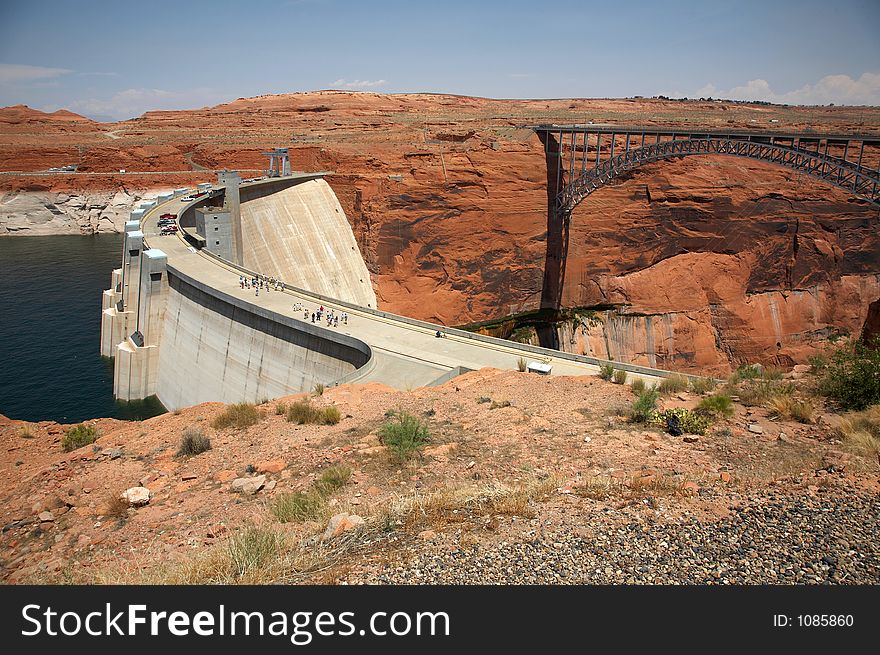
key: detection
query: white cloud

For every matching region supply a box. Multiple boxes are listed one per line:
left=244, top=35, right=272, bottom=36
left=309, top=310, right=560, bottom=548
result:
left=0, top=63, right=72, bottom=84
left=331, top=78, right=387, bottom=89
left=45, top=87, right=227, bottom=120
left=691, top=72, right=880, bottom=106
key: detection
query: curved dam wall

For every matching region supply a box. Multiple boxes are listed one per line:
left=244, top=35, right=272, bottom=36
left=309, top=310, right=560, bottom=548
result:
left=239, top=178, right=377, bottom=307
left=153, top=269, right=371, bottom=411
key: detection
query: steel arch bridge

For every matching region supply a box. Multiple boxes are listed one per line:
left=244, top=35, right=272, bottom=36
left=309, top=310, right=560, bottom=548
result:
left=527, top=125, right=880, bottom=316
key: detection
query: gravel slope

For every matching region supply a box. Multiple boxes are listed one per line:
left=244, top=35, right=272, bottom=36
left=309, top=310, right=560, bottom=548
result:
left=345, top=493, right=880, bottom=585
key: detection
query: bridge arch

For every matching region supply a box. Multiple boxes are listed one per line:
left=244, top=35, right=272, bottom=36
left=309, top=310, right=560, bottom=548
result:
left=530, top=126, right=880, bottom=313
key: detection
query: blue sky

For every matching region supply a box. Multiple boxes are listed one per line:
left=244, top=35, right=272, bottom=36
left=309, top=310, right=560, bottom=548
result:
left=1, top=0, right=878, bottom=121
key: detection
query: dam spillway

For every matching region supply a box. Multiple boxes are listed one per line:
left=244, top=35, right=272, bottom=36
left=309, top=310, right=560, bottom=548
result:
left=100, top=171, right=690, bottom=412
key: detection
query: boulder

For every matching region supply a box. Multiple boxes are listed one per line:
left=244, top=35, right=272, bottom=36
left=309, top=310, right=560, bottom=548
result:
left=122, top=486, right=150, bottom=506
left=231, top=475, right=266, bottom=495
left=322, top=513, right=365, bottom=540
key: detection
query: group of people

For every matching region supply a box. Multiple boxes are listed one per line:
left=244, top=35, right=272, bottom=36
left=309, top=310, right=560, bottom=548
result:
left=239, top=274, right=284, bottom=297
left=237, top=277, right=350, bottom=330
left=303, top=304, right=349, bottom=329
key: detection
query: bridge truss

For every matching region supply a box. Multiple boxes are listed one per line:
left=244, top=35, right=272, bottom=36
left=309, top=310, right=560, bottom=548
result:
left=531, top=126, right=880, bottom=221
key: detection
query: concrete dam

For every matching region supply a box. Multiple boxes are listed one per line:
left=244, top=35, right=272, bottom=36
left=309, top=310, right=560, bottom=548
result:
left=101, top=169, right=685, bottom=412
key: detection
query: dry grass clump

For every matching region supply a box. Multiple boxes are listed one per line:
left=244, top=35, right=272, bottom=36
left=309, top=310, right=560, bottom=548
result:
left=577, top=474, right=687, bottom=500
left=275, top=402, right=287, bottom=415
left=658, top=374, right=689, bottom=394
left=104, top=491, right=130, bottom=520
left=599, top=363, right=615, bottom=381
left=767, top=396, right=815, bottom=423
left=211, top=403, right=261, bottom=430
left=489, top=399, right=511, bottom=410
left=516, top=357, right=527, bottom=372
left=314, top=463, right=352, bottom=495
left=227, top=527, right=286, bottom=579
left=392, top=478, right=558, bottom=530
left=313, top=383, right=325, bottom=396
left=630, top=378, right=646, bottom=395
left=271, top=490, right=326, bottom=523
left=18, top=424, right=35, bottom=439
left=613, top=369, right=628, bottom=385
left=286, top=399, right=341, bottom=425
left=697, top=394, right=735, bottom=418
left=177, top=426, right=212, bottom=457
left=690, top=377, right=718, bottom=395
left=836, top=406, right=880, bottom=459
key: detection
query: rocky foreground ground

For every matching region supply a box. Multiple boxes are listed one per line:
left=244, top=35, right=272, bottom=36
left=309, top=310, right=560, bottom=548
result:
left=1, top=368, right=877, bottom=585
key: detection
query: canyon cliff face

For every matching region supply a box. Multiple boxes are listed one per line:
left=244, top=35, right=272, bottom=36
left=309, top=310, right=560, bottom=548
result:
left=1, top=93, right=878, bottom=374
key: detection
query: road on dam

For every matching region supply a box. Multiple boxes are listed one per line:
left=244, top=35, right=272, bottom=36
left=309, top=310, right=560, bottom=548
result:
left=140, top=177, right=682, bottom=391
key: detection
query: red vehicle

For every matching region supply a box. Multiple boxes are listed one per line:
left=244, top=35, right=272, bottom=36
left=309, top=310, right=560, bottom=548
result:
left=159, top=213, right=177, bottom=219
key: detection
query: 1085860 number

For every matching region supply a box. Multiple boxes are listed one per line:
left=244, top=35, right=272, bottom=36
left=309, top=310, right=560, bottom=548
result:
left=798, top=615, right=854, bottom=627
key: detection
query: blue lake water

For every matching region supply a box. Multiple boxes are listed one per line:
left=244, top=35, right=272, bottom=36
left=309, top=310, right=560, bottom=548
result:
left=0, top=234, right=165, bottom=423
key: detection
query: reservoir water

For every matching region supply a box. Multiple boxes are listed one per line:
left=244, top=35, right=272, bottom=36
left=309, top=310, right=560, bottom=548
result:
left=0, top=234, right=165, bottom=423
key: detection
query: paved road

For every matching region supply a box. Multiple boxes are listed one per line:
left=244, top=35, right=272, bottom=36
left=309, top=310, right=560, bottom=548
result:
left=140, top=180, right=670, bottom=389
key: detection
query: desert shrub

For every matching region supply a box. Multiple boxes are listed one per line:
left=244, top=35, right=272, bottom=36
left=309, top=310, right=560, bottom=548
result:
left=105, top=492, right=130, bottom=520
left=808, top=354, right=828, bottom=373
left=177, top=426, right=212, bottom=457
left=690, top=377, right=717, bottom=395
left=817, top=338, right=880, bottom=410
left=62, top=423, right=98, bottom=452
left=836, top=405, right=880, bottom=458
left=227, top=527, right=284, bottom=577
left=18, top=424, right=34, bottom=439
left=274, top=403, right=287, bottom=415
left=697, top=394, right=735, bottom=418
left=658, top=374, right=689, bottom=394
left=211, top=403, right=261, bottom=430
left=650, top=408, right=713, bottom=435
left=630, top=388, right=659, bottom=423
left=767, top=396, right=815, bottom=424
left=271, top=491, right=325, bottom=523
left=477, top=397, right=491, bottom=404
left=599, top=363, right=615, bottom=381
left=313, top=383, right=325, bottom=397
left=729, top=364, right=763, bottom=383
left=735, top=379, right=795, bottom=406
left=516, top=357, right=527, bottom=372
left=490, top=400, right=511, bottom=410
left=314, top=464, right=352, bottom=495
left=379, top=411, right=431, bottom=461
left=286, top=400, right=341, bottom=425
left=613, top=369, right=628, bottom=385
left=630, top=379, right=646, bottom=395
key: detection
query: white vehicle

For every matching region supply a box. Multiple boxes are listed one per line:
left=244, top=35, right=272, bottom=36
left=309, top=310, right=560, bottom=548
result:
left=180, top=196, right=195, bottom=202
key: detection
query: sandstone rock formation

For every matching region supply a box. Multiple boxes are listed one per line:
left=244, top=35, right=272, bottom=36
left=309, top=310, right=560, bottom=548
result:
left=1, top=94, right=878, bottom=373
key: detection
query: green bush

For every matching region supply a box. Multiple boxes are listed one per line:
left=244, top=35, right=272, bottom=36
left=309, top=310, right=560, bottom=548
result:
left=62, top=423, right=98, bottom=452
left=697, top=394, right=735, bottom=418
left=274, top=402, right=287, bottom=415
left=690, top=377, right=717, bottom=395
left=650, top=408, right=713, bottom=435
left=729, top=364, right=763, bottom=383
left=630, top=379, right=646, bottom=395
left=613, top=369, right=628, bottom=385
left=379, top=411, right=431, bottom=461
left=177, top=426, right=212, bottom=457
left=658, top=374, right=689, bottom=394
left=599, top=363, right=615, bottom=381
left=271, top=491, right=325, bottom=523
left=212, top=403, right=261, bottom=430
left=817, top=338, right=880, bottom=410
left=630, top=388, right=659, bottom=423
